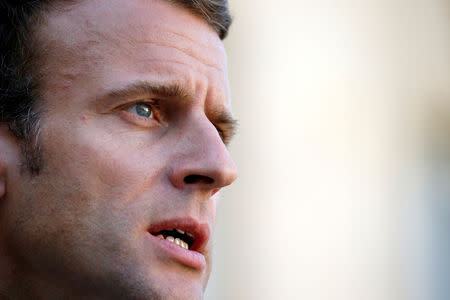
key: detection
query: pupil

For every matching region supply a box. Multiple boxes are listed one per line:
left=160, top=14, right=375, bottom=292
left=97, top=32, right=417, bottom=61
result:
left=136, top=104, right=151, bottom=118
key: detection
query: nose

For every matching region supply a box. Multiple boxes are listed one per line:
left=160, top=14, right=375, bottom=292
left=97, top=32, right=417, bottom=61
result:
left=168, top=114, right=238, bottom=192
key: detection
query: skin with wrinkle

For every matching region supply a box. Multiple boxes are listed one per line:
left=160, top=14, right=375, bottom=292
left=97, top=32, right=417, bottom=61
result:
left=0, top=0, right=237, bottom=299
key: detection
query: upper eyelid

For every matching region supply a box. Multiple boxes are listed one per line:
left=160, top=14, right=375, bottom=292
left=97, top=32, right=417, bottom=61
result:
left=122, top=98, right=159, bottom=108
left=118, top=99, right=161, bottom=116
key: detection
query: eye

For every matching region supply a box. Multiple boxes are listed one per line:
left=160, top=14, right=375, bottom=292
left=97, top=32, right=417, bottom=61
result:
left=128, top=102, right=154, bottom=119
left=119, top=100, right=164, bottom=128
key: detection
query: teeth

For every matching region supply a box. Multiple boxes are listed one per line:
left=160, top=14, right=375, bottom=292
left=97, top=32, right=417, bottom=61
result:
left=181, top=241, right=189, bottom=249
left=163, top=235, right=189, bottom=250
left=176, top=228, right=185, bottom=234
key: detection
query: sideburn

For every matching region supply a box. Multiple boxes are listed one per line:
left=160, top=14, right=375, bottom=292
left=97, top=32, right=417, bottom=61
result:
left=9, top=109, right=44, bottom=176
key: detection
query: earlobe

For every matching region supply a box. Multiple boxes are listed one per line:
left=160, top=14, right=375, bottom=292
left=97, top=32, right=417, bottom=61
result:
left=0, top=126, right=9, bottom=200
left=0, top=124, right=20, bottom=200
left=0, top=171, right=4, bottom=199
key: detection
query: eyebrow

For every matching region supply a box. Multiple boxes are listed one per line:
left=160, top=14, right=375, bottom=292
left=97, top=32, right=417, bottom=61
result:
left=107, top=81, right=190, bottom=100
left=209, top=107, right=238, bottom=145
left=102, top=81, right=238, bottom=144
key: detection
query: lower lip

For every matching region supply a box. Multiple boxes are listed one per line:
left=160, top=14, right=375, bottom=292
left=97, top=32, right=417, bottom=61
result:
left=146, top=232, right=206, bottom=270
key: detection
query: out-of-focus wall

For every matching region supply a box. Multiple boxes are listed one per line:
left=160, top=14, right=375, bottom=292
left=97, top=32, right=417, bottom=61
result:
left=206, top=1, right=450, bottom=299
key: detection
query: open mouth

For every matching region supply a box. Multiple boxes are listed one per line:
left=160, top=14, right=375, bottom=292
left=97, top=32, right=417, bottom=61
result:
left=147, top=219, right=210, bottom=269
left=148, top=218, right=209, bottom=253
left=151, top=228, right=195, bottom=250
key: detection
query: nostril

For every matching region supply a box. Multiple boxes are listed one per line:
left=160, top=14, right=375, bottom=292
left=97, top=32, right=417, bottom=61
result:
left=184, top=174, right=214, bottom=184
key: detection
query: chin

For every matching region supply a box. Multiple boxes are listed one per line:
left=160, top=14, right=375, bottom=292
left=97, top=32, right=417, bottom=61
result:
left=92, top=260, right=208, bottom=300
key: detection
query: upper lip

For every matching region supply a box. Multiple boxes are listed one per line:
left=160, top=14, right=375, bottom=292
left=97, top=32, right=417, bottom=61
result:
left=147, top=216, right=210, bottom=252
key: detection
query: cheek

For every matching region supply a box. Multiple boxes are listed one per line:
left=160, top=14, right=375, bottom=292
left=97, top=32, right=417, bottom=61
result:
left=43, top=121, right=166, bottom=203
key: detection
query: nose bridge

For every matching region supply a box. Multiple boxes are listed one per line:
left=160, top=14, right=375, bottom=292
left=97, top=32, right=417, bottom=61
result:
left=168, top=111, right=237, bottom=190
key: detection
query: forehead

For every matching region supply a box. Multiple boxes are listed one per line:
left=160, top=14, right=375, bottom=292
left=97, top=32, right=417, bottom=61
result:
left=36, top=0, right=229, bottom=107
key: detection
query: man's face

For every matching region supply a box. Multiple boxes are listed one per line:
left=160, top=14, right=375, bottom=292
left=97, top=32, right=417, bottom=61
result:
left=1, top=0, right=237, bottom=299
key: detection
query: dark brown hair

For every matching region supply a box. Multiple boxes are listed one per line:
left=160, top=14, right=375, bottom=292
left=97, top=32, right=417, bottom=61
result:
left=0, top=0, right=232, bottom=174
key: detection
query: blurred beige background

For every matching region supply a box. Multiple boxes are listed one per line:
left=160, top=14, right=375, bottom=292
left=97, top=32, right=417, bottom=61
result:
left=205, top=0, right=449, bottom=299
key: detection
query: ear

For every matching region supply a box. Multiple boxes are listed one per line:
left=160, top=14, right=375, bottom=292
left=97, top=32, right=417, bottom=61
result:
left=0, top=124, right=21, bottom=199
left=0, top=124, right=18, bottom=292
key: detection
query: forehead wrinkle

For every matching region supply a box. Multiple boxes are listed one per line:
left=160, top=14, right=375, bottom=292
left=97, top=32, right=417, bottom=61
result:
left=134, top=39, right=223, bottom=72
left=135, top=58, right=220, bottom=78
left=129, top=22, right=225, bottom=72
left=159, top=24, right=223, bottom=55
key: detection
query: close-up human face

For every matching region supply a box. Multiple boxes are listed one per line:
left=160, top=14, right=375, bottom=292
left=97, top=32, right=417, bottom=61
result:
left=1, top=0, right=237, bottom=299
